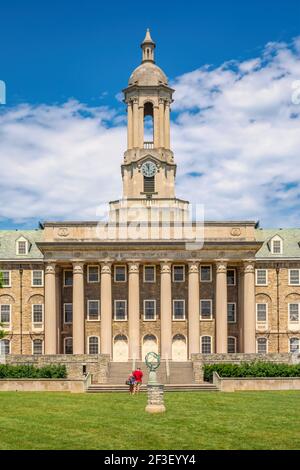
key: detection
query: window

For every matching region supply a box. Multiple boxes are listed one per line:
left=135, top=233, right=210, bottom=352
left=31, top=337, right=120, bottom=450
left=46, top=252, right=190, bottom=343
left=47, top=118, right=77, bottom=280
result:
left=0, top=305, right=11, bottom=324
left=200, top=300, right=212, bottom=320
left=87, top=300, right=100, bottom=321
left=33, top=339, right=43, bottom=355
left=256, top=269, right=268, bottom=286
left=227, top=303, right=236, bottom=323
left=64, top=270, right=73, bottom=287
left=17, top=240, right=28, bottom=255
left=289, top=269, right=300, bottom=286
left=289, top=337, right=299, bottom=354
left=173, top=265, right=185, bottom=282
left=228, top=337, right=236, bottom=353
left=289, top=304, right=299, bottom=323
left=32, top=270, right=44, bottom=287
left=271, top=238, right=282, bottom=254
left=64, top=303, right=73, bottom=324
left=1, top=271, right=11, bottom=287
left=201, top=336, right=212, bottom=354
left=144, top=265, right=156, bottom=283
left=200, top=265, right=212, bottom=282
left=173, top=300, right=185, bottom=320
left=88, top=336, right=99, bottom=354
left=143, top=176, right=155, bottom=193
left=114, top=300, right=127, bottom=320
left=256, top=303, right=267, bottom=323
left=144, top=300, right=156, bottom=321
left=0, top=339, right=10, bottom=355
left=257, top=337, right=267, bottom=354
left=227, top=269, right=236, bottom=286
left=87, top=266, right=99, bottom=283
left=32, top=304, right=43, bottom=324
left=114, top=266, right=126, bottom=282
left=65, top=337, right=73, bottom=354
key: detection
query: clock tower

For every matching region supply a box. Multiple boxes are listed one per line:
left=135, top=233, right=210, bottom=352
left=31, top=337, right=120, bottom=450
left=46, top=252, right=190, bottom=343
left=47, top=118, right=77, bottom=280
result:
left=109, top=29, right=189, bottom=223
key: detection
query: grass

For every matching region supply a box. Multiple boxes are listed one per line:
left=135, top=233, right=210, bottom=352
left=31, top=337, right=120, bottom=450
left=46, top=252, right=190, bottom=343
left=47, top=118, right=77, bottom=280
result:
left=0, top=391, right=299, bottom=450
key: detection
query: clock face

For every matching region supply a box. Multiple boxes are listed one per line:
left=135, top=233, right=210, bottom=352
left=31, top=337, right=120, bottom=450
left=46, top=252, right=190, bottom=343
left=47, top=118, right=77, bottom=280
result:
left=141, top=161, right=157, bottom=178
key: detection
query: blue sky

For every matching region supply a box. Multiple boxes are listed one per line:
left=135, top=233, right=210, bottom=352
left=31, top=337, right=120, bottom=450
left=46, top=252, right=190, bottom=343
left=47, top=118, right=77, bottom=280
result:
left=0, top=0, right=300, bottom=229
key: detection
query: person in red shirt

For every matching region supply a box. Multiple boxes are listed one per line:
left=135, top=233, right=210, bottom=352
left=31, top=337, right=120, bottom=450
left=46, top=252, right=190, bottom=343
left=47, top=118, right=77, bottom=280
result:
left=133, top=368, right=143, bottom=394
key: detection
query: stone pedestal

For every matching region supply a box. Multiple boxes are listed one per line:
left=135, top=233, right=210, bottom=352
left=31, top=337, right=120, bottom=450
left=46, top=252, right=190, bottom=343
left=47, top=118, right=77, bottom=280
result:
left=145, top=384, right=166, bottom=414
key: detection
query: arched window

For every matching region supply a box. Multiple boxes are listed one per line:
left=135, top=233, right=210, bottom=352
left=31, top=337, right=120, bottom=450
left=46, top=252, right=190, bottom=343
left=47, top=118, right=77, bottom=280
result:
left=0, top=339, right=10, bottom=355
left=88, top=336, right=99, bottom=354
left=228, top=337, right=236, bottom=354
left=143, top=334, right=157, bottom=343
left=289, top=337, right=299, bottom=354
left=143, top=102, right=154, bottom=145
left=257, top=337, right=267, bottom=354
left=64, top=337, right=73, bottom=355
left=114, top=334, right=128, bottom=343
left=201, top=336, right=212, bottom=354
left=32, top=339, right=43, bottom=355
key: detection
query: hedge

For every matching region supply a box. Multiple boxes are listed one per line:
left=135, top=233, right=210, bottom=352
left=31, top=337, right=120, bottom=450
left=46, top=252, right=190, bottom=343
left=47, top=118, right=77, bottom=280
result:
left=203, top=362, right=300, bottom=382
left=0, top=364, right=67, bottom=379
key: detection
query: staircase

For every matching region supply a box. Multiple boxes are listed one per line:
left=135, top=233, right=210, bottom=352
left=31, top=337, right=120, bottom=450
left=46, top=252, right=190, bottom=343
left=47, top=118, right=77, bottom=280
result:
left=87, top=360, right=218, bottom=392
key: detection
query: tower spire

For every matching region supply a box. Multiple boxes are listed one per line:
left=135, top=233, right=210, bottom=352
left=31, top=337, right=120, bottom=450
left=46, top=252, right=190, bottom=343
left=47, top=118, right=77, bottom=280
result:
left=141, top=28, right=155, bottom=63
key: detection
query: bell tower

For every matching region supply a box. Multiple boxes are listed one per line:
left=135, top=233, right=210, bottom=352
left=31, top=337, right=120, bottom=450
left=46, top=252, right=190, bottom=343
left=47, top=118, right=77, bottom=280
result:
left=109, top=29, right=189, bottom=223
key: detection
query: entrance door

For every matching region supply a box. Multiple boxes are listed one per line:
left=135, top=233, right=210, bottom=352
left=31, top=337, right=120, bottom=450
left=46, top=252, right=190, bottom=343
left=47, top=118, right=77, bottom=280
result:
left=142, top=334, right=158, bottom=361
left=113, top=335, right=128, bottom=362
left=172, top=334, right=187, bottom=361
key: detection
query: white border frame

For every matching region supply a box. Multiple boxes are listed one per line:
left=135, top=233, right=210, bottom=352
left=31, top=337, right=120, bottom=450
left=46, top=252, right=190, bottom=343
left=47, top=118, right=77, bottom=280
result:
left=289, top=337, right=300, bottom=353
left=114, top=299, right=127, bottom=321
left=172, top=265, right=185, bottom=283
left=114, top=265, right=127, bottom=283
left=31, top=303, right=44, bottom=325
left=172, top=299, right=186, bottom=321
left=255, top=268, right=268, bottom=286
left=87, top=299, right=100, bottom=321
left=63, top=269, right=73, bottom=287
left=32, top=339, right=44, bottom=355
left=227, top=302, right=237, bottom=323
left=16, top=238, right=28, bottom=256
left=0, top=304, right=11, bottom=329
left=200, top=299, right=213, bottom=320
left=200, top=265, right=212, bottom=283
left=271, top=236, right=283, bottom=255
left=256, top=337, right=268, bottom=354
left=64, top=337, right=73, bottom=354
left=0, top=338, right=10, bottom=355
left=31, top=269, right=44, bottom=288
left=288, top=269, right=300, bottom=286
left=64, top=303, right=73, bottom=324
left=256, top=302, right=268, bottom=327
left=1, top=270, right=11, bottom=288
left=227, top=336, right=237, bottom=353
left=143, top=265, right=156, bottom=283
left=288, top=303, right=300, bottom=325
left=87, top=335, right=100, bottom=354
left=227, top=268, right=236, bottom=286
left=143, top=299, right=156, bottom=321
left=87, top=265, right=100, bottom=284
left=200, top=335, right=213, bottom=354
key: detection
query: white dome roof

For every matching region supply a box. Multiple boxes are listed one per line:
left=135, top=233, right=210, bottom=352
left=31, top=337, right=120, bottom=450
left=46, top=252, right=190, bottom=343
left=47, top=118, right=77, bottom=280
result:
left=129, top=62, right=168, bottom=87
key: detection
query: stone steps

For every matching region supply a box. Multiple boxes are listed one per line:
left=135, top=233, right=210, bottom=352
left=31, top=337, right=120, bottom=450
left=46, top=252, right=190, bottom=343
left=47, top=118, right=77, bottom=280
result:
left=87, top=383, right=218, bottom=393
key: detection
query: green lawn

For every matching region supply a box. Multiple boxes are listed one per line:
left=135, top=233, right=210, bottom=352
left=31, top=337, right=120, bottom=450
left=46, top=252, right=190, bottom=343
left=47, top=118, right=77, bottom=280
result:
left=0, top=391, right=299, bottom=450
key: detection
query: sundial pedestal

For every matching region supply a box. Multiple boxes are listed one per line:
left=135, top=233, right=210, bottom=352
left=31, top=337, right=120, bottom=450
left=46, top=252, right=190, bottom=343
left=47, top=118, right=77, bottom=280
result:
left=145, top=383, right=166, bottom=414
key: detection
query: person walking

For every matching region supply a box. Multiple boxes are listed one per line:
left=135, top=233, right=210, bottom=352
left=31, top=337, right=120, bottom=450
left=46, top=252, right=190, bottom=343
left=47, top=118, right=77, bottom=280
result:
left=133, top=367, right=143, bottom=394
left=127, top=372, right=136, bottom=395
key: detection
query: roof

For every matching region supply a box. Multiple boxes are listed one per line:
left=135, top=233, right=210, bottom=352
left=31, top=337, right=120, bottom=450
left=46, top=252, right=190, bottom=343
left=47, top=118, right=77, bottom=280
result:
left=255, top=228, right=300, bottom=259
left=128, top=62, right=168, bottom=86
left=0, top=230, right=43, bottom=260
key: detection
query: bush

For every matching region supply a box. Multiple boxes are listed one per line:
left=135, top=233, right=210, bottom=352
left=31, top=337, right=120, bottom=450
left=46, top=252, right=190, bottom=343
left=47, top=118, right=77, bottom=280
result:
left=203, top=361, right=300, bottom=382
left=0, top=364, right=67, bottom=379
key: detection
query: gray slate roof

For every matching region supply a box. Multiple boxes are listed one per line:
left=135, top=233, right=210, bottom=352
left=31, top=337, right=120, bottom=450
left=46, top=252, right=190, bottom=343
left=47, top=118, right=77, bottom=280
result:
left=0, top=230, right=43, bottom=260
left=255, top=228, right=300, bottom=259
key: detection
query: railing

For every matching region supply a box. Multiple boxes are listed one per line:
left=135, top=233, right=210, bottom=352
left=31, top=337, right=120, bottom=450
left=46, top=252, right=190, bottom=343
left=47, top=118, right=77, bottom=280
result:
left=144, top=141, right=154, bottom=149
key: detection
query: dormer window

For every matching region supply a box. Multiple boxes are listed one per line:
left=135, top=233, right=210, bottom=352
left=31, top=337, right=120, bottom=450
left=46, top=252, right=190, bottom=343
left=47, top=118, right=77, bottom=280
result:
left=271, top=236, right=283, bottom=255
left=16, top=237, right=28, bottom=255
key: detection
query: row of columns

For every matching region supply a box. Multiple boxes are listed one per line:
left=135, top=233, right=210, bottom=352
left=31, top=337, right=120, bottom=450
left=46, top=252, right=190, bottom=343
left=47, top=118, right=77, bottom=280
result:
left=44, top=260, right=256, bottom=357
left=127, top=98, right=171, bottom=150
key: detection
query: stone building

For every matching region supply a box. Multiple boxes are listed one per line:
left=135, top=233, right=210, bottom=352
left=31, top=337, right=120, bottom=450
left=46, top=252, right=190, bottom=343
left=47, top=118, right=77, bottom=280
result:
left=0, top=30, right=299, bottom=362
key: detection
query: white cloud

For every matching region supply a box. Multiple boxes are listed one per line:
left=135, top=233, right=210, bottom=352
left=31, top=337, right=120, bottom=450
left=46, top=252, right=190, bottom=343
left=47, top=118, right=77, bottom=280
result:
left=0, top=37, right=300, bottom=227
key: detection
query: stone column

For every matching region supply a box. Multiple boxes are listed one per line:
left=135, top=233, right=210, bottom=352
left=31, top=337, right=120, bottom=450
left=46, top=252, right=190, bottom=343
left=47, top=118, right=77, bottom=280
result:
left=72, top=262, right=85, bottom=354
left=44, top=263, right=57, bottom=354
left=159, top=99, right=165, bottom=148
left=127, top=100, right=133, bottom=149
left=138, top=105, right=144, bottom=148
left=238, top=267, right=244, bottom=353
left=160, top=261, right=172, bottom=360
left=132, top=98, right=139, bottom=147
left=153, top=105, right=159, bottom=147
left=243, top=261, right=256, bottom=353
left=100, top=262, right=112, bottom=357
left=188, top=262, right=200, bottom=357
left=164, top=101, right=170, bottom=149
left=128, top=262, right=140, bottom=360
left=215, top=261, right=228, bottom=353
left=55, top=267, right=61, bottom=354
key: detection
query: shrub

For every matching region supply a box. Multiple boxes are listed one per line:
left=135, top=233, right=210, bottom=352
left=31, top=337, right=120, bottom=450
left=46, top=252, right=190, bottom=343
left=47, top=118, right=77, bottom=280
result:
left=203, top=361, right=300, bottom=382
left=0, top=364, right=67, bottom=379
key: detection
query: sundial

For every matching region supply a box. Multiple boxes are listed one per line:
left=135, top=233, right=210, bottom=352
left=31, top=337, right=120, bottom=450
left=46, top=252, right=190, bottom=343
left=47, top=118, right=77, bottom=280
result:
left=145, top=351, right=161, bottom=384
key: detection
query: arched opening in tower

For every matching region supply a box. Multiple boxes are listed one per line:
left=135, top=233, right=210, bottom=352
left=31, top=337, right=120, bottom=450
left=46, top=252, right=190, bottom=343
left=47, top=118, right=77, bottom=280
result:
left=144, top=101, right=154, bottom=147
